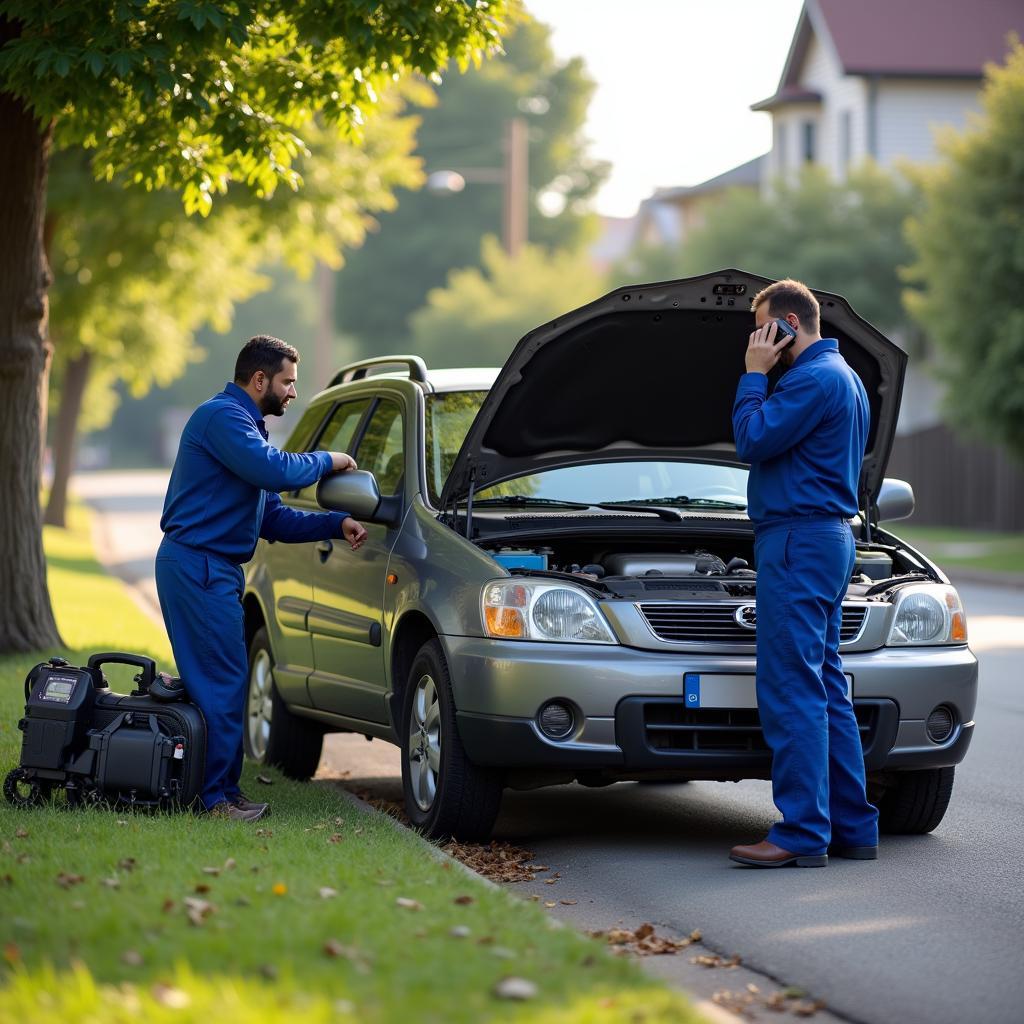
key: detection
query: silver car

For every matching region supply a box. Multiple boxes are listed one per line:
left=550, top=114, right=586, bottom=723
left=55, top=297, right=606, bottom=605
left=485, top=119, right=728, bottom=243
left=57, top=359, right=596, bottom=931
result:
left=243, top=269, right=977, bottom=841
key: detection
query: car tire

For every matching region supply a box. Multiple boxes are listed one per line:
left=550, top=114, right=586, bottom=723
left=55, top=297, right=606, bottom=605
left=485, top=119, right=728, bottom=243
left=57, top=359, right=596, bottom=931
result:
left=400, top=638, right=503, bottom=841
left=875, top=766, right=955, bottom=834
left=245, top=626, right=324, bottom=780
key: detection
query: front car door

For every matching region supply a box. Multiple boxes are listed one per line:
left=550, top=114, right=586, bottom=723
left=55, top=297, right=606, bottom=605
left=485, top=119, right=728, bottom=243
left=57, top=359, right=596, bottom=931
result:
left=307, top=393, right=408, bottom=723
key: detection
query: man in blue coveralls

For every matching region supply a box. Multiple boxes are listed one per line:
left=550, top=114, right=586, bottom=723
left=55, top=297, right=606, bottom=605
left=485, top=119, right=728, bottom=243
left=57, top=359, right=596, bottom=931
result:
left=157, top=335, right=368, bottom=821
left=729, top=280, right=879, bottom=867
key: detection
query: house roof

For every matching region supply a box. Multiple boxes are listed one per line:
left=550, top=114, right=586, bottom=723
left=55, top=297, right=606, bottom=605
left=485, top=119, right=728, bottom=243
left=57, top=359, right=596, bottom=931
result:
left=754, top=0, right=1023, bottom=109
left=651, top=155, right=766, bottom=202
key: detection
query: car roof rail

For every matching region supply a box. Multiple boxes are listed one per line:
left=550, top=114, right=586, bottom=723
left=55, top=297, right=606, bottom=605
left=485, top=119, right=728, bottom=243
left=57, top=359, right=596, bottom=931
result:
left=327, top=355, right=429, bottom=389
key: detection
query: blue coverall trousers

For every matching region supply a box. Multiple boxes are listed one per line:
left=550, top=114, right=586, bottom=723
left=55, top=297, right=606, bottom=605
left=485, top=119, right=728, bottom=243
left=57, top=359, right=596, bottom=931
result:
left=754, top=517, right=879, bottom=855
left=155, top=537, right=248, bottom=810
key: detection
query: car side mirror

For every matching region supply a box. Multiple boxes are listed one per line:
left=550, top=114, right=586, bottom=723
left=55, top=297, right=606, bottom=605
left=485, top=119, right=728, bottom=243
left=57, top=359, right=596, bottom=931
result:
left=876, top=478, right=915, bottom=522
left=317, top=470, right=401, bottom=527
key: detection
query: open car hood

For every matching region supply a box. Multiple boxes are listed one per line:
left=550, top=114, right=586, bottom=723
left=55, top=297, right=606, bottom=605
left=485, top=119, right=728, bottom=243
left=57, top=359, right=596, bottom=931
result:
left=439, top=269, right=907, bottom=512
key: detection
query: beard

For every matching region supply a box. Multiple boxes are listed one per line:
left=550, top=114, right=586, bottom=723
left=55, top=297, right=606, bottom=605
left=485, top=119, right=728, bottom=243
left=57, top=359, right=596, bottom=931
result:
left=259, top=392, right=289, bottom=417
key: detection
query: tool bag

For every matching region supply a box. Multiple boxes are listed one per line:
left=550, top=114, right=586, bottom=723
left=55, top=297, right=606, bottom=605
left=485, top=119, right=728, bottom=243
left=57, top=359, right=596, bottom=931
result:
left=4, top=653, right=206, bottom=812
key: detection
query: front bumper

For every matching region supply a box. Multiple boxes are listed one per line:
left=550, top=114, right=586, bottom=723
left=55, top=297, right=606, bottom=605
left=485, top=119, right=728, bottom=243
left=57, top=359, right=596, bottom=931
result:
left=444, top=636, right=978, bottom=776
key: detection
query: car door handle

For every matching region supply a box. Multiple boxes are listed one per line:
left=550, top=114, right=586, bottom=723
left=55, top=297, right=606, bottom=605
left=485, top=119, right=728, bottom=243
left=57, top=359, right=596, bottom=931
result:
left=316, top=540, right=333, bottom=563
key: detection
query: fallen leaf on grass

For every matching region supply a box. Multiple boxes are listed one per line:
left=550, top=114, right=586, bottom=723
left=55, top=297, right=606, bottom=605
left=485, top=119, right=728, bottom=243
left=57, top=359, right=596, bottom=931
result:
left=256, top=774, right=273, bottom=785
left=322, top=940, right=371, bottom=973
left=449, top=925, right=471, bottom=938
left=453, top=894, right=475, bottom=905
left=223, top=857, right=236, bottom=871
left=0, top=875, right=12, bottom=887
left=151, top=984, right=190, bottom=1009
left=121, top=950, right=143, bottom=967
left=493, top=977, right=538, bottom=1001
left=14, top=829, right=28, bottom=839
left=319, top=887, right=338, bottom=900
left=102, top=877, right=120, bottom=889
left=56, top=872, right=85, bottom=889
left=194, top=883, right=211, bottom=894
left=395, top=897, right=423, bottom=911
left=328, top=834, right=344, bottom=844
left=591, top=923, right=702, bottom=957
left=161, top=898, right=175, bottom=913
left=692, top=953, right=742, bottom=969
left=116, top=820, right=128, bottom=827
left=2, top=944, right=20, bottom=966
left=202, top=866, right=221, bottom=876
left=256, top=828, right=273, bottom=838
left=117, top=857, right=136, bottom=872
left=183, top=897, right=215, bottom=927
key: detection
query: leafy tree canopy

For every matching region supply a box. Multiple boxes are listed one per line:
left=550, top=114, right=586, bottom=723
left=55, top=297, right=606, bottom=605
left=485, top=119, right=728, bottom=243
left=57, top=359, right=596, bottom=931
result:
left=903, top=38, right=1024, bottom=459
left=408, top=235, right=603, bottom=368
left=0, top=0, right=512, bottom=212
left=334, top=14, right=608, bottom=348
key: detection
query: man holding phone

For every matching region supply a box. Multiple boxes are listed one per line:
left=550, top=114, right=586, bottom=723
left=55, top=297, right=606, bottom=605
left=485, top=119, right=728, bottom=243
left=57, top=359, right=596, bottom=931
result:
left=729, top=279, right=879, bottom=867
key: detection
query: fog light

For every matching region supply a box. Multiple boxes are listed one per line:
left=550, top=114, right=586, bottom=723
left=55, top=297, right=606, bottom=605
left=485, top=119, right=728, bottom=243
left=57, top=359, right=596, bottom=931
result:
left=538, top=701, right=575, bottom=740
left=926, top=705, right=955, bottom=743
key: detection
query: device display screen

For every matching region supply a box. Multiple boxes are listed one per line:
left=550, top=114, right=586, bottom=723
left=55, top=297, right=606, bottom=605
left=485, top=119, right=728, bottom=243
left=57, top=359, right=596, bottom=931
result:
left=41, top=677, right=77, bottom=703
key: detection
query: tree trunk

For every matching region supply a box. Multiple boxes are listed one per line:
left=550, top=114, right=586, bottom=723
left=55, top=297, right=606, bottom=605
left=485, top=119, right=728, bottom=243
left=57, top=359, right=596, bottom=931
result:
left=0, top=75, right=62, bottom=652
left=44, top=350, right=92, bottom=529
left=38, top=214, right=57, bottom=479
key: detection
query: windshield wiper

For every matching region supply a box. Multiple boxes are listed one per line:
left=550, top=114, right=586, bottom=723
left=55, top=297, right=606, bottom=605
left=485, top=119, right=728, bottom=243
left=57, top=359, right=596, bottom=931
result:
left=471, top=495, right=590, bottom=509
left=610, top=496, right=748, bottom=511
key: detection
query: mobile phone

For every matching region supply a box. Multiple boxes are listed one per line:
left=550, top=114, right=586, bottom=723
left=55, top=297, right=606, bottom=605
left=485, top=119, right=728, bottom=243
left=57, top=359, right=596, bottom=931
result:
left=774, top=317, right=798, bottom=350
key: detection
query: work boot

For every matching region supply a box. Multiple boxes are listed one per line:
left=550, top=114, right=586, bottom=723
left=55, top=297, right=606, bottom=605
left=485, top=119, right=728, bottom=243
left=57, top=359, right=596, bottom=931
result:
left=729, top=839, right=828, bottom=868
left=229, top=791, right=270, bottom=817
left=207, top=800, right=268, bottom=822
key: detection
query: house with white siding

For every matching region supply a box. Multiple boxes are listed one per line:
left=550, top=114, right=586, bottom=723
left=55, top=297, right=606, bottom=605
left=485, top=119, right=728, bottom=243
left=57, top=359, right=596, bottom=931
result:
left=754, top=0, right=1023, bottom=186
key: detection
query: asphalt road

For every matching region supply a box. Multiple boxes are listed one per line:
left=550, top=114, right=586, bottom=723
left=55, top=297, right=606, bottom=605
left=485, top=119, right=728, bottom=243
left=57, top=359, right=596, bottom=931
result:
left=75, top=470, right=1024, bottom=1024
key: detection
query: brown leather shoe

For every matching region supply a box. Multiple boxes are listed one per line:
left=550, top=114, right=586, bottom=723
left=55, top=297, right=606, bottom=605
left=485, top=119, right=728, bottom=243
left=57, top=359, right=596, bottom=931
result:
left=229, top=792, right=270, bottom=817
left=207, top=800, right=268, bottom=822
left=729, top=839, right=828, bottom=868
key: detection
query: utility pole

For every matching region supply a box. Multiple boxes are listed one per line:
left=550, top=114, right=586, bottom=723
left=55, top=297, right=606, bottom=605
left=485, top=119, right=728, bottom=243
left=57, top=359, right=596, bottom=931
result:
left=502, top=117, right=528, bottom=257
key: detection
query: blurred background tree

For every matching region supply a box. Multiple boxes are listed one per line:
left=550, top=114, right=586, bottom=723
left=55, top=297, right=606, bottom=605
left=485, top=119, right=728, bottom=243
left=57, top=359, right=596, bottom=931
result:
left=903, top=38, right=1024, bottom=460
left=409, top=237, right=604, bottom=368
left=614, top=164, right=923, bottom=340
left=333, top=16, right=609, bottom=352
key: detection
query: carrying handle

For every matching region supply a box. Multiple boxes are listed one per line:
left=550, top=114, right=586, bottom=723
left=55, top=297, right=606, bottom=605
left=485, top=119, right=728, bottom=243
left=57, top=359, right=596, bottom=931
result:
left=87, top=653, right=157, bottom=692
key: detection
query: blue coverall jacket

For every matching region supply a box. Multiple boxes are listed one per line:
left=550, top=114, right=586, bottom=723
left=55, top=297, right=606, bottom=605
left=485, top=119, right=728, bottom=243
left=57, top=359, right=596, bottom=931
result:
left=732, top=339, right=879, bottom=854
left=156, top=382, right=350, bottom=809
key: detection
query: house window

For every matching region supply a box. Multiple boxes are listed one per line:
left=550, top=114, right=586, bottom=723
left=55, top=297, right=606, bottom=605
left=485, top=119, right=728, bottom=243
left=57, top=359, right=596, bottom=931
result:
left=802, top=120, right=816, bottom=163
left=777, top=123, right=787, bottom=172
left=840, top=110, right=852, bottom=169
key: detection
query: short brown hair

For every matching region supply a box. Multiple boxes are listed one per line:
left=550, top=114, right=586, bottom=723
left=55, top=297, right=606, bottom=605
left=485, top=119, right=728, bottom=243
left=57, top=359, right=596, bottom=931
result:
left=234, top=335, right=299, bottom=384
left=751, top=278, right=820, bottom=332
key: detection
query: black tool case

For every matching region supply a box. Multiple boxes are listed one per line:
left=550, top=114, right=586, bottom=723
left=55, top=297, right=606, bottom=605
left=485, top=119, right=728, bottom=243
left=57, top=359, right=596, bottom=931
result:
left=6, top=652, right=206, bottom=812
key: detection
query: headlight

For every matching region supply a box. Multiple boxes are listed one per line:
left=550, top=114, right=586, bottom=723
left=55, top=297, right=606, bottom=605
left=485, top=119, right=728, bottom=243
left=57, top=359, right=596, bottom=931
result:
left=481, top=580, right=617, bottom=644
left=886, top=584, right=967, bottom=646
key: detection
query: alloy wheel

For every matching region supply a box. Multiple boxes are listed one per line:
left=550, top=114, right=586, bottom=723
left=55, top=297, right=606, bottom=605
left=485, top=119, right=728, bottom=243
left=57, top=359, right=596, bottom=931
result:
left=408, top=673, right=442, bottom=811
left=247, top=648, right=274, bottom=761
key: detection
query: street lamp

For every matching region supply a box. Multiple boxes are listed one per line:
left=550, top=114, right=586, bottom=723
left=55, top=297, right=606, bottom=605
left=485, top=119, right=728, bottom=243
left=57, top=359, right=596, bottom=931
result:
left=426, top=117, right=529, bottom=257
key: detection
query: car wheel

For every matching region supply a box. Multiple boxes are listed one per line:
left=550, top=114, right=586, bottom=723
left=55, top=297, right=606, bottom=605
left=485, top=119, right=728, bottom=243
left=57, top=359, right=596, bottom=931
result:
left=875, top=766, right=955, bottom=834
left=400, top=638, right=503, bottom=841
left=245, top=626, right=324, bottom=780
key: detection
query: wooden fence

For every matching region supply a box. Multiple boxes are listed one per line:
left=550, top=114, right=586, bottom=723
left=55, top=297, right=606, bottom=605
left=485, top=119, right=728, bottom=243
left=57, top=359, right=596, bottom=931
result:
left=885, top=424, right=1024, bottom=532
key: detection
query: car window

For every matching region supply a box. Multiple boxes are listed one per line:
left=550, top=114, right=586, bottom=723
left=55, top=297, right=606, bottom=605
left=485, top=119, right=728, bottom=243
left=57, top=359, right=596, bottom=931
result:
left=293, top=398, right=371, bottom=501
left=424, top=390, right=488, bottom=504
left=281, top=402, right=330, bottom=454
left=355, top=399, right=405, bottom=496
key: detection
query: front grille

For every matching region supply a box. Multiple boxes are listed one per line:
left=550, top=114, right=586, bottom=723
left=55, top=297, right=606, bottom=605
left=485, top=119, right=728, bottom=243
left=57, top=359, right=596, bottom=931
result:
left=642, top=702, right=879, bottom=754
left=638, top=602, right=867, bottom=644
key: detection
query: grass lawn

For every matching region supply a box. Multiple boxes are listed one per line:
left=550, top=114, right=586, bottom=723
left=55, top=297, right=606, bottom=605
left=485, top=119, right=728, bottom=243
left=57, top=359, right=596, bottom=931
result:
left=0, top=506, right=701, bottom=1023
left=887, top=524, right=1024, bottom=575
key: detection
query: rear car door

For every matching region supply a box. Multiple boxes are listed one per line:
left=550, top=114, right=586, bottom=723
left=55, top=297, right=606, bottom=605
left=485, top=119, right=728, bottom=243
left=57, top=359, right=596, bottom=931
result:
left=307, top=394, right=407, bottom=723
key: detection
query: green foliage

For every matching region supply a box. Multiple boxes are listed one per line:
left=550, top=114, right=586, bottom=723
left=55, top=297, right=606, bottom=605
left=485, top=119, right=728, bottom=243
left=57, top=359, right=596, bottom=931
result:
left=903, top=39, right=1024, bottom=459
left=46, top=88, right=424, bottom=431
left=0, top=0, right=513, bottom=213
left=333, top=15, right=609, bottom=348
left=409, top=236, right=604, bottom=368
left=617, top=165, right=922, bottom=335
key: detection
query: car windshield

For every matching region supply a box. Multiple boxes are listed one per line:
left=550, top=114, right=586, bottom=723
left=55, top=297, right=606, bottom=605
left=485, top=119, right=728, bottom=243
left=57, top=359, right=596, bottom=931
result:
left=424, top=390, right=749, bottom=507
